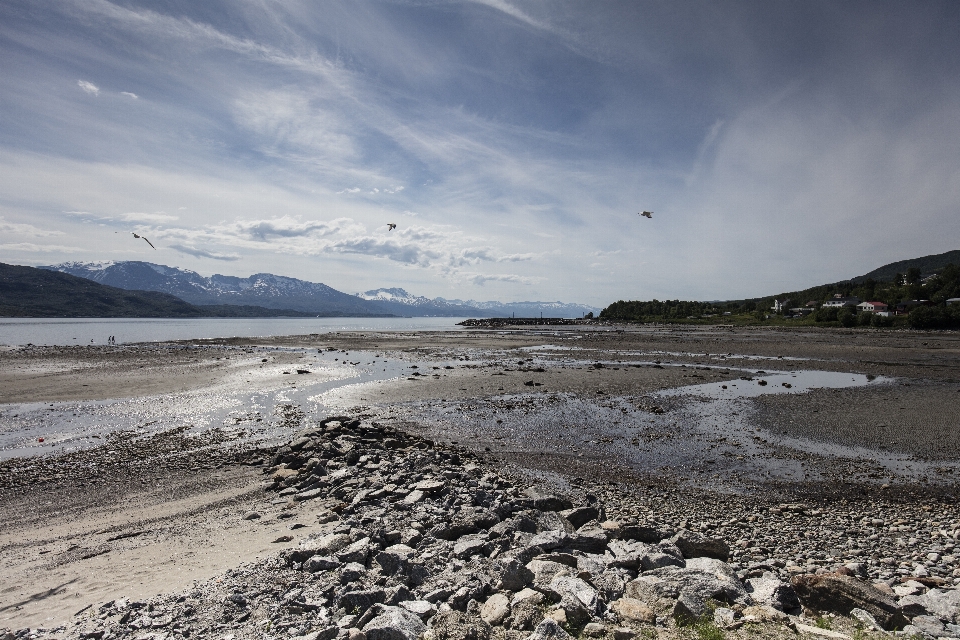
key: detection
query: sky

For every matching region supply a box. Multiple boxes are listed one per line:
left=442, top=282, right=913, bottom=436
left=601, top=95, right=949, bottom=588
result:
left=1, top=0, right=959, bottom=306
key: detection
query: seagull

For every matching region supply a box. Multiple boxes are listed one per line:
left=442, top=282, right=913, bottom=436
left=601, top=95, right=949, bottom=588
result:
left=639, top=211, right=653, bottom=219
left=387, top=223, right=397, bottom=231
left=132, top=232, right=156, bottom=249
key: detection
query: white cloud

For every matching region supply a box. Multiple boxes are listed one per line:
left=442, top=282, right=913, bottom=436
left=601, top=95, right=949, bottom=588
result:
left=120, top=212, right=178, bottom=223
left=120, top=91, right=138, bottom=99
left=464, top=272, right=541, bottom=285
left=0, top=242, right=83, bottom=252
left=169, top=244, right=239, bottom=261
left=0, top=217, right=64, bottom=237
left=337, top=187, right=361, bottom=194
left=77, top=80, right=99, bottom=95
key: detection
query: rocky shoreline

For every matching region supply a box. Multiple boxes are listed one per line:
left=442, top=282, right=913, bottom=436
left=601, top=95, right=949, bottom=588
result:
left=10, top=416, right=958, bottom=640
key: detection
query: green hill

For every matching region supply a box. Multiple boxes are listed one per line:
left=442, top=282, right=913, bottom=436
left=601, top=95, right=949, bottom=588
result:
left=0, top=263, right=313, bottom=318
left=851, top=249, right=960, bottom=283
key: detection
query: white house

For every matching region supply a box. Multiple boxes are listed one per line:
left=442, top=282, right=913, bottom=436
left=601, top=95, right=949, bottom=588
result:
left=823, top=297, right=860, bottom=308
left=857, top=301, right=889, bottom=313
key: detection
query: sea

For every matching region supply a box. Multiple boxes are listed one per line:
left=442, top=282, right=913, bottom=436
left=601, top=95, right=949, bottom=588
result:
left=0, top=317, right=471, bottom=346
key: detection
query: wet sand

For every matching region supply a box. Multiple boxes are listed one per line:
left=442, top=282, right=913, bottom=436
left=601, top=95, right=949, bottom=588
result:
left=1, top=325, right=959, bottom=630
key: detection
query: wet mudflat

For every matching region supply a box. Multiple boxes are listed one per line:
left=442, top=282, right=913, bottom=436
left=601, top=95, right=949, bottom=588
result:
left=1, top=325, right=960, bottom=632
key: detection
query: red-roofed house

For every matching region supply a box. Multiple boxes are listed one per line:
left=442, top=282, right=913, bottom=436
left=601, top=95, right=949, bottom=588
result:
left=857, top=301, right=888, bottom=313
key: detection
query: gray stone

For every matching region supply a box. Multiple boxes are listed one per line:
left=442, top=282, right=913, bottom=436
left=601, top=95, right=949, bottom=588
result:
left=898, top=588, right=960, bottom=623
left=339, top=589, right=387, bottom=614
left=673, top=592, right=708, bottom=625
left=745, top=574, right=801, bottom=613
left=525, top=618, right=572, bottom=640
left=430, top=610, right=491, bottom=640
left=362, top=606, right=427, bottom=640
left=791, top=573, right=908, bottom=631
left=288, top=533, right=353, bottom=563
left=480, top=594, right=510, bottom=626
left=497, top=558, right=534, bottom=591
left=526, top=559, right=572, bottom=589
left=522, top=488, right=574, bottom=512
left=668, top=529, right=730, bottom=561
left=242, top=510, right=261, bottom=520
left=608, top=540, right=684, bottom=571
left=304, top=555, right=341, bottom=572
left=453, top=534, right=490, bottom=559
left=560, top=507, right=600, bottom=529
left=548, top=575, right=599, bottom=616
left=399, top=600, right=436, bottom=620
left=911, top=615, right=946, bottom=638
left=338, top=537, right=371, bottom=564
left=610, top=598, right=656, bottom=624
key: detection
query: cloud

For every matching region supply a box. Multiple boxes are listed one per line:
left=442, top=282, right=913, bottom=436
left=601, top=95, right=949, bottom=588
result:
left=120, top=91, right=138, bottom=99
left=465, top=272, right=540, bottom=286
left=120, top=212, right=178, bottom=223
left=169, top=244, right=240, bottom=261
left=0, top=217, right=64, bottom=237
left=77, top=80, right=99, bottom=95
left=0, top=242, right=84, bottom=252
left=337, top=187, right=361, bottom=194
left=224, top=216, right=353, bottom=241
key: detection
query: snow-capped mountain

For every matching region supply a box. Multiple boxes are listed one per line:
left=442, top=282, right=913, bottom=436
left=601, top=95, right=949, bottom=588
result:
left=357, top=288, right=483, bottom=316
left=43, top=262, right=390, bottom=316
left=41, top=262, right=599, bottom=318
left=437, top=298, right=600, bottom=318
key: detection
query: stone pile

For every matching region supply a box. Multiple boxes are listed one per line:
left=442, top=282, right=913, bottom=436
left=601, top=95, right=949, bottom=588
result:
left=9, top=417, right=960, bottom=640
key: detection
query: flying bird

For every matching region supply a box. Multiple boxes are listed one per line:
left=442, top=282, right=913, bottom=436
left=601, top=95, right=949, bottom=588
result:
left=387, top=223, right=397, bottom=231
left=132, top=232, right=156, bottom=249
left=639, top=211, right=653, bottom=219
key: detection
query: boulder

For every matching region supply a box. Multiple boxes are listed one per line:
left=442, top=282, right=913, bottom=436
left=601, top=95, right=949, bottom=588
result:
left=667, top=530, right=730, bottom=561
left=673, top=592, right=708, bottom=625
left=610, top=598, right=656, bottom=624
left=522, top=488, right=574, bottom=512
left=480, top=594, right=511, bottom=626
left=288, top=533, right=352, bottom=563
left=362, top=606, right=427, bottom=640
left=608, top=540, right=684, bottom=571
left=399, top=600, right=436, bottom=620
left=560, top=507, right=600, bottom=529
left=339, top=589, right=388, bottom=614
left=898, top=588, right=960, bottom=623
left=745, top=574, right=801, bottom=613
left=497, top=558, right=534, bottom=591
left=525, top=618, right=572, bottom=640
left=430, top=610, right=491, bottom=640
left=304, top=555, right=341, bottom=573
left=791, top=574, right=908, bottom=631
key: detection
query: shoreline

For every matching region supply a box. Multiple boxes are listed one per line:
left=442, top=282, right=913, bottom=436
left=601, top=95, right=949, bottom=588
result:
left=1, top=326, right=959, bottom=636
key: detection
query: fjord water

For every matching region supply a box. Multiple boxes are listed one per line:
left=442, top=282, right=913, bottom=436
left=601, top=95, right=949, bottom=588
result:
left=0, top=317, right=470, bottom=346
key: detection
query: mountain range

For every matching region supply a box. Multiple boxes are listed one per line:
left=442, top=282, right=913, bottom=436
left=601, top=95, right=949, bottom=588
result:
left=41, top=262, right=600, bottom=318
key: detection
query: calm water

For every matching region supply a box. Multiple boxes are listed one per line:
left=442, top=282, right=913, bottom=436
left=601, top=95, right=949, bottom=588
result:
left=0, top=317, right=470, bottom=346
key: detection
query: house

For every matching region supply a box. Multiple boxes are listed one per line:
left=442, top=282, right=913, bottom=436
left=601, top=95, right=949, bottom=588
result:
left=804, top=300, right=820, bottom=308
left=895, top=300, right=930, bottom=315
left=857, top=301, right=888, bottom=313
left=823, top=296, right=860, bottom=308
left=771, top=299, right=792, bottom=313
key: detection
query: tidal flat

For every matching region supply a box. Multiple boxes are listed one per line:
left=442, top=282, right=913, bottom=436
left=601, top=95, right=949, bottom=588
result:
left=1, top=325, right=959, bottom=637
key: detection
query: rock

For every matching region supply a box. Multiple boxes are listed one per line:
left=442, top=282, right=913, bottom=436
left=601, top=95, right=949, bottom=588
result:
left=304, top=555, right=341, bottom=572
left=511, top=589, right=545, bottom=608
left=528, top=530, right=568, bottom=551
left=745, top=574, right=801, bottom=612
left=525, top=618, right=572, bottom=640
left=618, top=524, right=666, bottom=543
left=592, top=570, right=630, bottom=602
left=791, top=573, right=908, bottom=630
left=480, top=594, right=510, bottom=626
left=527, top=559, right=572, bottom=588
left=611, top=628, right=635, bottom=640
left=414, top=480, right=446, bottom=494
left=740, top=605, right=787, bottom=622
left=608, top=540, right=685, bottom=571
left=625, top=560, right=752, bottom=612
left=399, top=600, right=436, bottom=620
left=911, top=615, right=946, bottom=638
left=339, top=589, right=387, bottom=614
left=673, top=592, right=708, bottom=625
left=791, top=622, right=851, bottom=639
left=430, top=610, right=491, bottom=640
left=565, top=526, right=609, bottom=554
left=713, top=607, right=737, bottom=628
left=560, top=507, right=600, bottom=529
left=668, top=529, right=730, bottom=561
left=582, top=622, right=606, bottom=637
left=849, top=608, right=883, bottom=631
left=548, top=575, right=599, bottom=616
left=453, top=534, right=491, bottom=559
left=242, top=510, right=261, bottom=520
left=403, top=490, right=425, bottom=505
left=288, top=533, right=352, bottom=563
left=610, top=598, right=656, bottom=624
left=362, top=606, right=427, bottom=640
left=898, top=588, right=960, bottom=623
left=497, top=558, right=535, bottom=591
left=522, top=488, right=574, bottom=512
left=337, top=537, right=371, bottom=564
